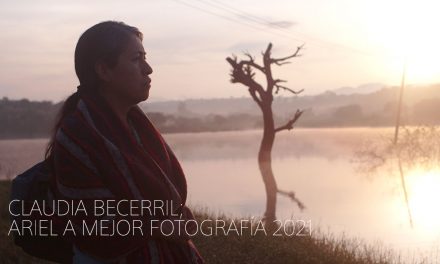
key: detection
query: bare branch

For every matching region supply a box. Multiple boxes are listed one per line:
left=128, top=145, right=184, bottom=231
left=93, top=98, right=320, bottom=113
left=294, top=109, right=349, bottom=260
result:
left=264, top=43, right=273, bottom=58
left=275, top=109, right=303, bottom=133
left=274, top=61, right=292, bottom=66
left=262, top=43, right=275, bottom=94
left=277, top=189, right=306, bottom=211
left=244, top=51, right=255, bottom=62
left=226, top=57, right=252, bottom=82
left=233, top=51, right=265, bottom=74
left=242, top=61, right=265, bottom=74
left=270, top=44, right=304, bottom=65
left=275, top=84, right=304, bottom=95
left=226, top=57, right=236, bottom=65
left=274, top=79, right=286, bottom=84
left=248, top=87, right=262, bottom=107
left=226, top=56, right=266, bottom=100
left=243, top=64, right=255, bottom=79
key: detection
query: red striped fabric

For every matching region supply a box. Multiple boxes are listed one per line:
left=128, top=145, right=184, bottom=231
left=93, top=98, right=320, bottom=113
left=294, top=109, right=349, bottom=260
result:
left=50, top=92, right=204, bottom=263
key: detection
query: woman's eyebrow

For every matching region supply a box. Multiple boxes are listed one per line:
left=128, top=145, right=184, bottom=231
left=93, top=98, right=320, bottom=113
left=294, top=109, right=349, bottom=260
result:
left=132, top=51, right=146, bottom=56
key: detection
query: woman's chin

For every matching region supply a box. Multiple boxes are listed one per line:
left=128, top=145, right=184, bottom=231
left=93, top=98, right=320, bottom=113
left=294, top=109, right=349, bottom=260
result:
left=139, top=90, right=150, bottom=102
left=144, top=89, right=150, bottom=100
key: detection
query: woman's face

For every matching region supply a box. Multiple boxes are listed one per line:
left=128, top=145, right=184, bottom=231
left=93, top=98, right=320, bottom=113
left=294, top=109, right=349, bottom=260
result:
left=102, top=35, right=153, bottom=105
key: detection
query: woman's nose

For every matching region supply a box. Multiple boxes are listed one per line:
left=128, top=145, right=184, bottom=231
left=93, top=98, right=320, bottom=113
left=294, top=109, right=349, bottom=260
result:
left=143, top=60, right=153, bottom=75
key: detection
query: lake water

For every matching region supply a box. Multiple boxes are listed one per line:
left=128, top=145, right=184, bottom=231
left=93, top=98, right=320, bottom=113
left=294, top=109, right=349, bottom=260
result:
left=1, top=128, right=439, bottom=261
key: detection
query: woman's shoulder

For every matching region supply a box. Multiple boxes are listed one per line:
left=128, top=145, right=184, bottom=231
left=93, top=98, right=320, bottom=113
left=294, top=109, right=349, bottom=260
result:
left=55, top=103, right=99, bottom=148
left=58, top=109, right=86, bottom=134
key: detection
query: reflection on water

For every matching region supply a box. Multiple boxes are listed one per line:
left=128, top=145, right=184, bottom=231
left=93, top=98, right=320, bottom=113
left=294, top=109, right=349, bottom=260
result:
left=1, top=128, right=439, bottom=261
left=405, top=168, right=440, bottom=234
left=166, top=127, right=391, bottom=160
left=167, top=128, right=439, bottom=260
left=0, top=138, right=48, bottom=179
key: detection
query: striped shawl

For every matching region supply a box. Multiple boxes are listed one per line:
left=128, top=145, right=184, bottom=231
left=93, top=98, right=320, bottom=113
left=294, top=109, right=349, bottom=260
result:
left=50, top=92, right=203, bottom=263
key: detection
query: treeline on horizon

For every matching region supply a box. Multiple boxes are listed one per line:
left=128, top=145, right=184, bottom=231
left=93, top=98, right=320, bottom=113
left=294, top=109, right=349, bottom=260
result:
left=1, top=86, right=440, bottom=139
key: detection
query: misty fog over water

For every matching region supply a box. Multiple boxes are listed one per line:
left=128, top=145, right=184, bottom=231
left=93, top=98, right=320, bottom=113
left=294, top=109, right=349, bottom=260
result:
left=1, top=128, right=438, bottom=259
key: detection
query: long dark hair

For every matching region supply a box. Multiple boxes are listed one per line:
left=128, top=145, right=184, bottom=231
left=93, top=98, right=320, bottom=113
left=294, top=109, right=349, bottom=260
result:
left=45, top=21, right=143, bottom=160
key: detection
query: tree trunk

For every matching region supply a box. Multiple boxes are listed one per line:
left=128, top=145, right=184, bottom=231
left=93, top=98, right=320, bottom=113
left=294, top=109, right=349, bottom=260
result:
left=258, top=104, right=277, bottom=224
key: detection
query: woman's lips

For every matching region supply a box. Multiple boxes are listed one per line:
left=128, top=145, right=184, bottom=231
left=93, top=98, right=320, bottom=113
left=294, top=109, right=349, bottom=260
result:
left=144, top=80, right=151, bottom=88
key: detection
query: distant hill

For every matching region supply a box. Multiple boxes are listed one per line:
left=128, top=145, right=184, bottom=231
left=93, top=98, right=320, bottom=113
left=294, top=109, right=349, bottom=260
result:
left=140, top=83, right=440, bottom=117
left=1, top=83, right=440, bottom=138
left=0, top=98, right=60, bottom=139
left=331, top=83, right=384, bottom=95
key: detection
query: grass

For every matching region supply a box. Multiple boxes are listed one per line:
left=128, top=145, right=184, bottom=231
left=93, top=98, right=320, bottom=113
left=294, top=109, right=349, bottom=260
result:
left=0, top=180, right=419, bottom=264
left=190, top=208, right=401, bottom=264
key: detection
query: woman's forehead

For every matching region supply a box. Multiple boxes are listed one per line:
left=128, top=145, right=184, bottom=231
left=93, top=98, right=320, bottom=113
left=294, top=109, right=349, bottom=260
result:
left=124, top=36, right=145, bottom=54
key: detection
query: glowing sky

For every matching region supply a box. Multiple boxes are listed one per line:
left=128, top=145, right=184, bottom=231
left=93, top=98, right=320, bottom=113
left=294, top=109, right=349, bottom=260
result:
left=1, top=0, right=439, bottom=102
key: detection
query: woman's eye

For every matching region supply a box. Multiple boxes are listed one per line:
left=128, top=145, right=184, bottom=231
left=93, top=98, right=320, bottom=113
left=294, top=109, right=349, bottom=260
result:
left=133, top=56, right=145, bottom=61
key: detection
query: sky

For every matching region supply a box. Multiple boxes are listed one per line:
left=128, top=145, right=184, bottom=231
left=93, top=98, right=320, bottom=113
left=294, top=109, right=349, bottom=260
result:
left=0, top=0, right=439, bottom=102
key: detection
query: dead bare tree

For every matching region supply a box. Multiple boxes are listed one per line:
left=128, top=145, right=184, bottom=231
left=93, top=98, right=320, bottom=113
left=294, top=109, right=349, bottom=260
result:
left=226, top=43, right=306, bottom=224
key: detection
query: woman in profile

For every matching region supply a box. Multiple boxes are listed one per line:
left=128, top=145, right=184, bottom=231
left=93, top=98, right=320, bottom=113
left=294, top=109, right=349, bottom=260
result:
left=45, top=21, right=204, bottom=263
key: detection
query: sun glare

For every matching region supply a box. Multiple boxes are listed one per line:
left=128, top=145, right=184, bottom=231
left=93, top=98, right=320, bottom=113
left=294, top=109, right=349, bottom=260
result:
left=405, top=168, right=440, bottom=232
left=368, top=0, right=440, bottom=84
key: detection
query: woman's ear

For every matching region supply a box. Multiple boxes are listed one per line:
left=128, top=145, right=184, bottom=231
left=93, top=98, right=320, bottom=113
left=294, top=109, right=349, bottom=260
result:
left=94, top=60, right=112, bottom=82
